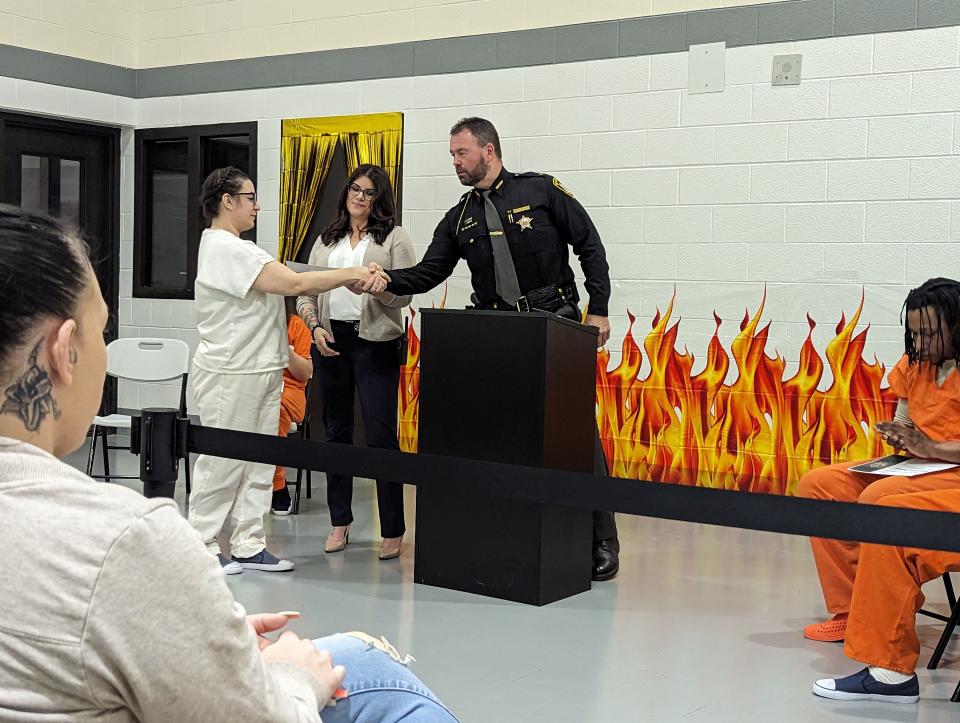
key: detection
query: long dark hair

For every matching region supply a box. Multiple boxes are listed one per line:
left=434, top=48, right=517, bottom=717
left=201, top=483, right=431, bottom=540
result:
left=320, top=164, right=396, bottom=246
left=199, top=166, right=251, bottom=223
left=0, top=204, right=90, bottom=379
left=902, top=277, right=960, bottom=366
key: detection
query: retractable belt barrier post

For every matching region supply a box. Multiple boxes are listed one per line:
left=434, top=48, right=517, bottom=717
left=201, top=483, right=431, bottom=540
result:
left=130, top=408, right=186, bottom=500
left=130, top=408, right=960, bottom=557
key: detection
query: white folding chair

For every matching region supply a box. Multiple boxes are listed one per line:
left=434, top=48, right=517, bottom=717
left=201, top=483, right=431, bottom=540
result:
left=85, top=338, right=191, bottom=494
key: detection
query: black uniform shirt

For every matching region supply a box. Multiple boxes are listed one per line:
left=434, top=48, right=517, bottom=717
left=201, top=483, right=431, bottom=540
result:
left=386, top=167, right=611, bottom=316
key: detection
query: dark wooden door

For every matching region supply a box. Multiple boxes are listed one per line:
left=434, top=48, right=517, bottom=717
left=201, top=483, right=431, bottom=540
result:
left=0, top=112, right=121, bottom=409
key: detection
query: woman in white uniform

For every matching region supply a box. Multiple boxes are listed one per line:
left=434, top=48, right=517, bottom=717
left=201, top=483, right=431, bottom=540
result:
left=189, top=166, right=387, bottom=574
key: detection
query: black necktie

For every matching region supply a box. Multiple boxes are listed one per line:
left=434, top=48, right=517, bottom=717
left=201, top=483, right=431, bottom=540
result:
left=482, top=190, right=522, bottom=305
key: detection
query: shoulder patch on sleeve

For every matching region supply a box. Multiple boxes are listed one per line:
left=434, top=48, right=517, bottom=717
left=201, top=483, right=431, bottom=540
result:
left=552, top=176, right=575, bottom=198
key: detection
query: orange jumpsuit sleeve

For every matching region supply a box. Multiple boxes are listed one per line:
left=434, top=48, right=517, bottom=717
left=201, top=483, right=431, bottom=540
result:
left=886, top=355, right=912, bottom=401
left=289, top=315, right=311, bottom=359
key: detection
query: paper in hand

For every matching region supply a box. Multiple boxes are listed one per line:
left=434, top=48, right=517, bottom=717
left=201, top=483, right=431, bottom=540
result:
left=849, top=454, right=959, bottom=477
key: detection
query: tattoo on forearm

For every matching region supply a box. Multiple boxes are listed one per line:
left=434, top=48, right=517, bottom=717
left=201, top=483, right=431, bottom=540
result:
left=296, top=296, right=319, bottom=329
left=1, top=341, right=62, bottom=431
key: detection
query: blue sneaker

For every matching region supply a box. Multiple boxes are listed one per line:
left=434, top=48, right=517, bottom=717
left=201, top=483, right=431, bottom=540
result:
left=217, top=554, right=242, bottom=575
left=813, top=668, right=919, bottom=704
left=232, top=549, right=294, bottom=572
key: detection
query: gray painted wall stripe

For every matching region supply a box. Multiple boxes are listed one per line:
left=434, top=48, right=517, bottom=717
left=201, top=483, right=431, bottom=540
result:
left=835, top=0, right=918, bottom=36
left=758, top=0, right=835, bottom=43
left=556, top=22, right=620, bottom=64
left=0, top=0, right=951, bottom=100
left=0, top=43, right=137, bottom=97
left=687, top=6, right=760, bottom=48
left=619, top=14, right=687, bottom=57
left=918, top=0, right=960, bottom=28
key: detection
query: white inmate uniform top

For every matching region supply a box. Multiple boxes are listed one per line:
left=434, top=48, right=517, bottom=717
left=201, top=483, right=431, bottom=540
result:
left=327, top=233, right=370, bottom=321
left=193, top=227, right=287, bottom=374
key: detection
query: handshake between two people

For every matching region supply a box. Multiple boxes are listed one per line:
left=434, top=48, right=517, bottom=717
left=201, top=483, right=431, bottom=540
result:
left=346, top=262, right=391, bottom=296
left=313, top=262, right=391, bottom=357
left=334, top=263, right=611, bottom=348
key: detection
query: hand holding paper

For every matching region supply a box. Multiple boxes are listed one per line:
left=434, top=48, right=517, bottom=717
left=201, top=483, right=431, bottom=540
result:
left=876, top=420, right=935, bottom=458
left=251, top=612, right=349, bottom=707
left=849, top=454, right=958, bottom=477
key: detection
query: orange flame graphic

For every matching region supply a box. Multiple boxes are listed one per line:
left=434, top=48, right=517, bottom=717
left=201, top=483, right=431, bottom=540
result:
left=399, top=291, right=897, bottom=495
left=398, top=286, right=446, bottom=454
left=398, top=307, right=423, bottom=454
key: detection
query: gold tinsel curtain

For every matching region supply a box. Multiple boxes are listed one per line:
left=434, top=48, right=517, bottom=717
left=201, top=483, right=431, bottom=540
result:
left=278, top=113, right=403, bottom=262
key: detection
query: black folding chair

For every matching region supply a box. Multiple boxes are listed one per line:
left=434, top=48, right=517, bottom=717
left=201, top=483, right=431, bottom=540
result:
left=286, top=380, right=312, bottom=515
left=917, top=573, right=960, bottom=701
left=923, top=574, right=958, bottom=672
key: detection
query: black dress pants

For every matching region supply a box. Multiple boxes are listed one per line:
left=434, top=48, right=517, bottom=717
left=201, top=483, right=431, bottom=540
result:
left=549, top=301, right=618, bottom=544
left=316, top=320, right=405, bottom=538
left=592, top=436, right=618, bottom=542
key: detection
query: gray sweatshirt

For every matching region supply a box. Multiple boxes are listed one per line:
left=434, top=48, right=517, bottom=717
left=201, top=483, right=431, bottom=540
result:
left=0, top=437, right=322, bottom=722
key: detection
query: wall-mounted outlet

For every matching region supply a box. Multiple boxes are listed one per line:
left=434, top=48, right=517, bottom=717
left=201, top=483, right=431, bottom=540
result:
left=772, top=54, right=802, bottom=86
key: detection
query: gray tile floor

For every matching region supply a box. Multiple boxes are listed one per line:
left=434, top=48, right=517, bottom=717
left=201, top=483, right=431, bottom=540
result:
left=69, top=443, right=960, bottom=722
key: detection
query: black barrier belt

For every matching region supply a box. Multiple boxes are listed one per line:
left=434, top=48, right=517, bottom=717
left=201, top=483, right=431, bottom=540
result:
left=188, top=423, right=960, bottom=553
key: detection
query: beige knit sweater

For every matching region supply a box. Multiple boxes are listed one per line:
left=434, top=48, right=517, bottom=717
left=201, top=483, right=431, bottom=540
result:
left=299, top=226, right=415, bottom=343
left=0, top=437, right=322, bottom=722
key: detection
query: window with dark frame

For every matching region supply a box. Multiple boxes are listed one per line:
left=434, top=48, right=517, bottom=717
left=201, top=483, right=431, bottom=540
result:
left=133, top=122, right=257, bottom=299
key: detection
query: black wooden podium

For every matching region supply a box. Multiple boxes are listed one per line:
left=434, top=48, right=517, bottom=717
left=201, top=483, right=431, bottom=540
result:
left=413, top=309, right=597, bottom=605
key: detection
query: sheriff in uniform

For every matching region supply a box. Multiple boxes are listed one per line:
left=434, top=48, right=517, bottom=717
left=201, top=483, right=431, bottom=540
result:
left=380, top=117, right=620, bottom=581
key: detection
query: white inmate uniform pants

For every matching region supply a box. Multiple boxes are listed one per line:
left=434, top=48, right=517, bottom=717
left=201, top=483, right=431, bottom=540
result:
left=188, top=366, right=283, bottom=558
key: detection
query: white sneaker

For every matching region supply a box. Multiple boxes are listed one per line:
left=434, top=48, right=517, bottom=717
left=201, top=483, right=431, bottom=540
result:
left=232, top=549, right=295, bottom=572
left=217, top=554, right=242, bottom=575
left=812, top=668, right=919, bottom=704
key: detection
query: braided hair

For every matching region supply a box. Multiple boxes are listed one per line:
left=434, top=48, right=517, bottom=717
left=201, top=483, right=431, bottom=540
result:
left=902, top=277, right=960, bottom=366
left=199, top=166, right=250, bottom=222
left=0, top=204, right=90, bottom=382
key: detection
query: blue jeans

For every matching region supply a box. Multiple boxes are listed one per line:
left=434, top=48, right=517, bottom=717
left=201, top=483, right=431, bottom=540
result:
left=312, top=634, right=459, bottom=722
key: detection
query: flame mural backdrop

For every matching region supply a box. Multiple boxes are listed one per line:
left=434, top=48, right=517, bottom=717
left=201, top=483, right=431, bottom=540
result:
left=398, top=292, right=898, bottom=496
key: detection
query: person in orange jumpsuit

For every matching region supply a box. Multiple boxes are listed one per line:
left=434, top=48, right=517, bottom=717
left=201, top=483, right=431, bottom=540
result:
left=798, top=277, right=960, bottom=703
left=271, top=298, right=313, bottom=515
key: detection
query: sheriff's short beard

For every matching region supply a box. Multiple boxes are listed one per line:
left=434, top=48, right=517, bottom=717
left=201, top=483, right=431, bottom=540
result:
left=458, top=156, right=489, bottom=187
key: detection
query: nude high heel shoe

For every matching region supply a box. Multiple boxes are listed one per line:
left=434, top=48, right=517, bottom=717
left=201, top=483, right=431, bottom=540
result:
left=378, top=536, right=402, bottom=560
left=324, top=525, right=350, bottom=553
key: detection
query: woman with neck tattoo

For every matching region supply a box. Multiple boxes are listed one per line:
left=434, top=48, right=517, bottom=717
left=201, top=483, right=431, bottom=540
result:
left=0, top=204, right=459, bottom=722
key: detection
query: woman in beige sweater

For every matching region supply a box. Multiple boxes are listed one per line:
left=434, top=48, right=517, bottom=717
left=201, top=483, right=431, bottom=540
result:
left=298, top=164, right=414, bottom=561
